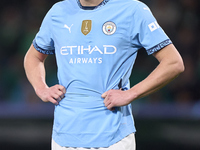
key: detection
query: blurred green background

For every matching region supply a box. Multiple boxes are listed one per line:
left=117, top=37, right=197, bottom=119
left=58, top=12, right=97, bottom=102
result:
left=0, top=0, right=200, bottom=150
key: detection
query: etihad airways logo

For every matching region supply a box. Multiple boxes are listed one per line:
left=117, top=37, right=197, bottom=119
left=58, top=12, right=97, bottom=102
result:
left=60, top=45, right=117, bottom=64
left=60, top=45, right=117, bottom=55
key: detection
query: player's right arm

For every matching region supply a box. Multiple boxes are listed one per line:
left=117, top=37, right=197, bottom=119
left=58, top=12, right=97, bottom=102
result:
left=24, top=44, right=66, bottom=105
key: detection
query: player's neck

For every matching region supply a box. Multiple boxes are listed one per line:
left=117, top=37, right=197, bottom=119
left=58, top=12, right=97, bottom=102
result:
left=79, top=0, right=104, bottom=7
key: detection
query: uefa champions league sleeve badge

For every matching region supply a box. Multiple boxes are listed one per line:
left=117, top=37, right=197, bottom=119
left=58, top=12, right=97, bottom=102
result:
left=102, top=21, right=116, bottom=35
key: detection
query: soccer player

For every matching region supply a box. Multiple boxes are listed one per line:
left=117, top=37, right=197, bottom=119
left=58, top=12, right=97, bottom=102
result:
left=24, top=0, right=184, bottom=150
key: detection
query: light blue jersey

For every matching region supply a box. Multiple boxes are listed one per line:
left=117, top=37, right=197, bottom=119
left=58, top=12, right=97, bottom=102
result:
left=33, top=0, right=172, bottom=148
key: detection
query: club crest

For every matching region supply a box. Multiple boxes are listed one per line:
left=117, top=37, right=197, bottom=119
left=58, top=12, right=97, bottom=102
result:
left=103, top=21, right=116, bottom=35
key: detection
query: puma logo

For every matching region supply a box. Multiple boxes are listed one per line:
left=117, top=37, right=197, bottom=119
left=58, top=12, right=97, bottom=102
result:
left=64, top=24, right=73, bottom=33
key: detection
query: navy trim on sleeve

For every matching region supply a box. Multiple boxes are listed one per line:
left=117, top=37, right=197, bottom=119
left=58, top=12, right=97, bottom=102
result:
left=147, top=39, right=172, bottom=55
left=33, top=39, right=55, bottom=55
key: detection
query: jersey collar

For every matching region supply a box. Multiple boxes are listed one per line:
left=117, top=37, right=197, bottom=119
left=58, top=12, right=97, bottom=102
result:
left=77, top=0, right=110, bottom=10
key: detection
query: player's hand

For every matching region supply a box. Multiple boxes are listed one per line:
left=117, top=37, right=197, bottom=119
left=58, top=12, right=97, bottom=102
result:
left=35, top=84, right=66, bottom=105
left=101, top=89, right=131, bottom=111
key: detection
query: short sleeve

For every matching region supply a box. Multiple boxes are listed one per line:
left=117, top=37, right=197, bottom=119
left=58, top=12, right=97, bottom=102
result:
left=131, top=2, right=172, bottom=55
left=33, top=7, right=55, bottom=55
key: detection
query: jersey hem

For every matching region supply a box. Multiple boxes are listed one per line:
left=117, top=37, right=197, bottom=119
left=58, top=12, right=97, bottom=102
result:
left=52, top=122, right=136, bottom=148
left=52, top=131, right=136, bottom=148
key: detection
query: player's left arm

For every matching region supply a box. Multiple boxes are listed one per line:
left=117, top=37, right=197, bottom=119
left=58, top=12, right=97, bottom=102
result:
left=102, top=44, right=184, bottom=110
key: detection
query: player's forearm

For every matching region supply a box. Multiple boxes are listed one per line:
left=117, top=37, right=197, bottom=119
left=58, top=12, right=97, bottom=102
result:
left=127, top=56, right=184, bottom=102
left=24, top=48, right=48, bottom=92
left=24, top=45, right=66, bottom=104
